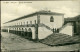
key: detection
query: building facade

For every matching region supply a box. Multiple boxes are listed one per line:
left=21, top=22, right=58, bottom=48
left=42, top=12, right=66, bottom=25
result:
left=64, top=15, right=80, bottom=35
left=2, top=10, right=65, bottom=40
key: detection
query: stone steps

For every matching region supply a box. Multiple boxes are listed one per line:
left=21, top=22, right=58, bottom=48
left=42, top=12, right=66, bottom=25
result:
left=39, top=33, right=80, bottom=46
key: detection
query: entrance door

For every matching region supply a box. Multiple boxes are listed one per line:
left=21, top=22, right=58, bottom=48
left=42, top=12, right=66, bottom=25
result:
left=73, top=22, right=77, bottom=35
left=27, top=28, right=32, bottom=39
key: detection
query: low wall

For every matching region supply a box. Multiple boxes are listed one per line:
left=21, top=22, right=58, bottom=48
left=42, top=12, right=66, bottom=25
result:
left=60, top=23, right=73, bottom=36
left=38, top=27, right=53, bottom=39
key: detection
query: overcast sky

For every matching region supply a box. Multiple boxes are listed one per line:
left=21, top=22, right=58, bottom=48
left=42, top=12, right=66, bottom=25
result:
left=1, top=1, right=80, bottom=26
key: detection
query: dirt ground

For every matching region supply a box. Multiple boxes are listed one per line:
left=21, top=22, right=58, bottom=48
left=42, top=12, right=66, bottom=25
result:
left=1, top=32, right=80, bottom=52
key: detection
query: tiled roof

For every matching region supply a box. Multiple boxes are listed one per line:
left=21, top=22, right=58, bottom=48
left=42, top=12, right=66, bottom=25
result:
left=3, top=10, right=64, bottom=24
left=65, top=15, right=80, bottom=22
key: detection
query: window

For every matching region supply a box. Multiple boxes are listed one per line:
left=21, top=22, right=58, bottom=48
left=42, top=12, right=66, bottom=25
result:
left=35, top=20, right=36, bottom=24
left=19, top=23, right=20, bottom=25
left=30, top=21, right=32, bottom=24
left=24, top=22, right=25, bottom=25
left=18, top=23, right=19, bottom=25
left=50, top=16, right=54, bottom=22
left=22, top=28, right=23, bottom=31
left=21, top=22, right=22, bottom=25
left=15, top=28, right=16, bottom=30
left=25, top=28, right=27, bottom=31
left=19, top=28, right=20, bottom=30
left=17, top=23, right=18, bottom=25
left=27, top=21, right=28, bottom=25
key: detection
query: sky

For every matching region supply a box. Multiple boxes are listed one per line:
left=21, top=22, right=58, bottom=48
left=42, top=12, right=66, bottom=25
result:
left=1, top=1, right=80, bottom=26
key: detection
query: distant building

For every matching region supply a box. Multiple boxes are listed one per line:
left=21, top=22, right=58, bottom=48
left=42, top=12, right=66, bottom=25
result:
left=64, top=15, right=80, bottom=35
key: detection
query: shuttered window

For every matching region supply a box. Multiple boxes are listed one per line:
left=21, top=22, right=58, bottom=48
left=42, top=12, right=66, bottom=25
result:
left=30, top=21, right=32, bottom=24
left=35, top=20, right=36, bottom=24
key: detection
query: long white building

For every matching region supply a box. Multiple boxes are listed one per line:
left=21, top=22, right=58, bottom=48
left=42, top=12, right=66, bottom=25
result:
left=2, top=10, right=74, bottom=40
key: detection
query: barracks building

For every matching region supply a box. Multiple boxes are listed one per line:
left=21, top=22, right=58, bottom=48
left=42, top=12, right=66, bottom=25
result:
left=2, top=10, right=76, bottom=40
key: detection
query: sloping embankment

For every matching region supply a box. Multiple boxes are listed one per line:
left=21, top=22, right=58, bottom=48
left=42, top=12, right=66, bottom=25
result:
left=39, top=33, right=80, bottom=46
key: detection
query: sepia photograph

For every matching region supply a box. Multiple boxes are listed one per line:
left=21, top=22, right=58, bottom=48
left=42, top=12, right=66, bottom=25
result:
left=1, top=1, right=80, bottom=52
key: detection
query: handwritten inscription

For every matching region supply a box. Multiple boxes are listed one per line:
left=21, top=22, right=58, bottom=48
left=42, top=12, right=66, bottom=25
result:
left=3, top=1, right=32, bottom=4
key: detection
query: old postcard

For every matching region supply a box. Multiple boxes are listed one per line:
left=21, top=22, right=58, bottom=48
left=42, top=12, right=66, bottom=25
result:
left=1, top=1, right=80, bottom=52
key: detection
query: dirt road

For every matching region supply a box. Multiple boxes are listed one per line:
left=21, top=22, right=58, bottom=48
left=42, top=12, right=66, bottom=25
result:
left=1, top=32, right=80, bottom=51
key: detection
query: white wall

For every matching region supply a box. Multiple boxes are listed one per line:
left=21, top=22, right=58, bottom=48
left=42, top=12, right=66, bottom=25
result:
left=38, top=27, right=53, bottom=39
left=4, top=15, right=37, bottom=26
left=3, top=15, right=37, bottom=39
left=16, top=15, right=37, bottom=25
left=40, top=15, right=64, bottom=29
left=38, top=14, right=64, bottom=39
left=60, top=25, right=73, bottom=36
